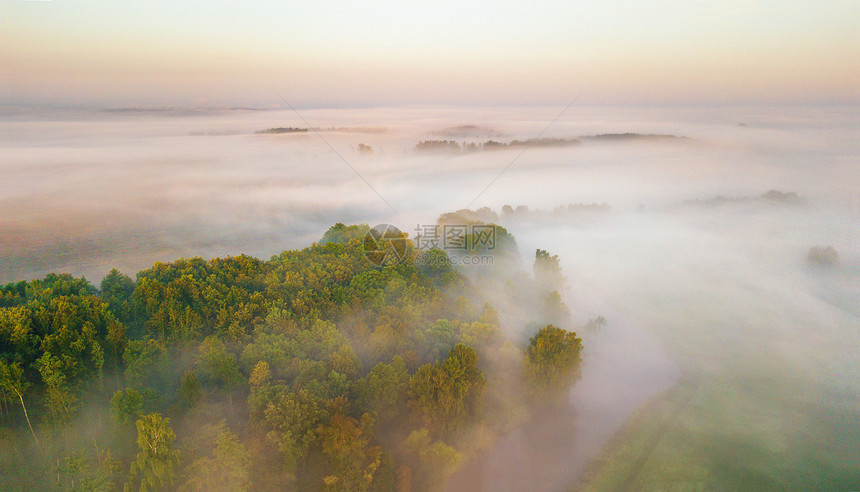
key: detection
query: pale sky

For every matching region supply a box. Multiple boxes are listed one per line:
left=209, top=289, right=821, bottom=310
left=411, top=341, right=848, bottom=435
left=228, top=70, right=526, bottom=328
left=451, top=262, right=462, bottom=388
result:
left=1, top=0, right=858, bottom=107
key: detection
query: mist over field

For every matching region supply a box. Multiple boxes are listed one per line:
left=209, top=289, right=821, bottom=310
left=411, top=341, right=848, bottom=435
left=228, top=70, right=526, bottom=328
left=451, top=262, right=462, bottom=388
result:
left=3, top=105, right=856, bottom=280
left=4, top=0, right=860, bottom=488
left=1, top=104, right=858, bottom=489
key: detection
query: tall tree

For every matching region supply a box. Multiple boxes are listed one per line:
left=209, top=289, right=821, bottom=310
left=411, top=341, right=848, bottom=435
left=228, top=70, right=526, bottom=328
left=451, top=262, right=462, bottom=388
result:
left=100, top=269, right=136, bottom=325
left=36, top=353, right=77, bottom=426
left=523, top=325, right=583, bottom=401
left=0, top=360, right=38, bottom=444
left=125, top=413, right=180, bottom=492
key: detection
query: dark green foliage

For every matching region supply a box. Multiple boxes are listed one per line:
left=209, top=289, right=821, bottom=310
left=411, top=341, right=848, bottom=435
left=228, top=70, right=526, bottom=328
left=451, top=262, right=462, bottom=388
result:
left=417, top=319, right=458, bottom=363
left=0, top=282, right=126, bottom=379
left=320, top=223, right=370, bottom=246
left=57, top=449, right=123, bottom=492
left=179, top=371, right=201, bottom=411
left=112, top=387, right=145, bottom=425
left=101, top=269, right=137, bottom=325
left=0, top=280, right=28, bottom=308
left=434, top=210, right=520, bottom=264
left=123, top=338, right=169, bottom=390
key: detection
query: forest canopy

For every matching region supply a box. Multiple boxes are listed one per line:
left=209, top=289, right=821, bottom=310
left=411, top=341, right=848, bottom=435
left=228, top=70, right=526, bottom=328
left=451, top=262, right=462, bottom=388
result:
left=0, top=219, right=586, bottom=491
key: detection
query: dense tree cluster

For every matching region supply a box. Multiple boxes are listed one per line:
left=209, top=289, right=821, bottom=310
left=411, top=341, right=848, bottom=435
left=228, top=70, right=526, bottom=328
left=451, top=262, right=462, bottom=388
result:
left=0, top=221, right=586, bottom=491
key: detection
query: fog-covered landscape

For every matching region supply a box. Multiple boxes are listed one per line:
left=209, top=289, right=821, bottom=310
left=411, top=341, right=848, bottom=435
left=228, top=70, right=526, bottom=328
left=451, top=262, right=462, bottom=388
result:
left=2, top=1, right=859, bottom=490
left=1, top=105, right=857, bottom=490
left=4, top=105, right=856, bottom=280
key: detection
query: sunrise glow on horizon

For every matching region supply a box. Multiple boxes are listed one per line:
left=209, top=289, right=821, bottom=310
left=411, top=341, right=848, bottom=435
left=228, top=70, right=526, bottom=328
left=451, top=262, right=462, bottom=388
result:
left=2, top=0, right=858, bottom=107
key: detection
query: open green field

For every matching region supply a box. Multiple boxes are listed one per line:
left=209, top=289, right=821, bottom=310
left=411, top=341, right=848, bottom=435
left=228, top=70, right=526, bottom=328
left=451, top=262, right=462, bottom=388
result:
left=544, top=199, right=860, bottom=492
left=577, top=365, right=860, bottom=491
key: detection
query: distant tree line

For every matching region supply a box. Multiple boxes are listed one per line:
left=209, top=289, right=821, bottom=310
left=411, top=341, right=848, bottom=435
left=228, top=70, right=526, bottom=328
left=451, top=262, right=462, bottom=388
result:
left=413, top=137, right=581, bottom=153
left=255, top=127, right=309, bottom=134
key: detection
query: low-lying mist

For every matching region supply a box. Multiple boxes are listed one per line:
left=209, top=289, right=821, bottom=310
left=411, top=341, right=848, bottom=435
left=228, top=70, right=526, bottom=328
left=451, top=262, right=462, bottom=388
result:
left=1, top=104, right=858, bottom=489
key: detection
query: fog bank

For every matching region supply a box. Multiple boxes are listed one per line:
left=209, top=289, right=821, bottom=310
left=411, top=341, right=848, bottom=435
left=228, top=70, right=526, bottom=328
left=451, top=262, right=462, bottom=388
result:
left=1, top=104, right=858, bottom=487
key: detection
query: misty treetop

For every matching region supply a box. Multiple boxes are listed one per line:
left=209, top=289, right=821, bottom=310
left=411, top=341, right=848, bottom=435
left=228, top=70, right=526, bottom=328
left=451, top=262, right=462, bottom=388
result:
left=524, top=325, right=583, bottom=401
left=0, top=219, right=588, bottom=491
